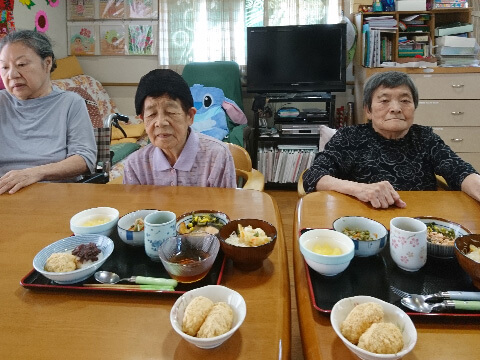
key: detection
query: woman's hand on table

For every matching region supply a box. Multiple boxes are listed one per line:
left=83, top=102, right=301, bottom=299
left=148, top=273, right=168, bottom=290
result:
left=0, top=167, right=43, bottom=194
left=354, top=181, right=406, bottom=209
left=316, top=175, right=406, bottom=209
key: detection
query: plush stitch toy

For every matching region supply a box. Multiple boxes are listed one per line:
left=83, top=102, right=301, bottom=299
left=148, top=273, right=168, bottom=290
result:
left=190, top=84, right=247, bottom=141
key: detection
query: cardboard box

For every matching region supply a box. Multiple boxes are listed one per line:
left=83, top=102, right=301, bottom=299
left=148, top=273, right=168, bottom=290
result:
left=396, top=0, right=426, bottom=11
left=350, top=0, right=374, bottom=13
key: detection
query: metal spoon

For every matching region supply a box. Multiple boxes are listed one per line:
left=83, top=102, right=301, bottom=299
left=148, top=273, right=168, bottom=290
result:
left=94, top=271, right=177, bottom=287
left=401, top=297, right=480, bottom=313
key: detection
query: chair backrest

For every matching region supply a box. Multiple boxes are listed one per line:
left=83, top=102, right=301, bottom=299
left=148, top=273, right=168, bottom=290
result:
left=227, top=143, right=252, bottom=173
left=227, top=143, right=264, bottom=191
left=297, top=169, right=307, bottom=197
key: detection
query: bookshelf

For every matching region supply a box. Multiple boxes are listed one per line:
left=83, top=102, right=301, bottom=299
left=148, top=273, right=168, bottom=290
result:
left=252, top=93, right=335, bottom=188
left=355, top=8, right=472, bottom=65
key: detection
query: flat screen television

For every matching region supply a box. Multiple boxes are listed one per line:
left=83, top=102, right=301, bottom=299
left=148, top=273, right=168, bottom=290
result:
left=247, top=23, right=347, bottom=94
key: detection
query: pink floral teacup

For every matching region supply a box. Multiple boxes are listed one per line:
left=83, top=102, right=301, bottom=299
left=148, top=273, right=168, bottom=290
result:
left=390, top=217, right=427, bottom=272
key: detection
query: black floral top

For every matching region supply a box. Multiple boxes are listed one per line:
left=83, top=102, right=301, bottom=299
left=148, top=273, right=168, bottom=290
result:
left=303, top=123, right=477, bottom=193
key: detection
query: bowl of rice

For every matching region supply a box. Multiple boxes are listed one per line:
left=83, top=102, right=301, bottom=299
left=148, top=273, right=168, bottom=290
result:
left=218, top=219, right=277, bottom=271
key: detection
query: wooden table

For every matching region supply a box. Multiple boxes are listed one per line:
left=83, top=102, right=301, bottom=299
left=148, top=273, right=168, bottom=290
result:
left=294, top=191, right=480, bottom=360
left=0, top=183, right=290, bottom=360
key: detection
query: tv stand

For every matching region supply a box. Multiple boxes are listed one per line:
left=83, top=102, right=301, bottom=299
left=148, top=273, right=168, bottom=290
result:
left=252, top=92, right=336, bottom=188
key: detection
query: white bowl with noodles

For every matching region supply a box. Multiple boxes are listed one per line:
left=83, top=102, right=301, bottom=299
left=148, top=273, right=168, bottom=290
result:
left=117, top=209, right=157, bottom=246
left=170, top=285, right=247, bottom=349
left=333, top=216, right=388, bottom=257
left=70, top=207, right=119, bottom=237
left=331, top=296, right=417, bottom=360
left=415, top=216, right=471, bottom=259
left=33, top=234, right=114, bottom=284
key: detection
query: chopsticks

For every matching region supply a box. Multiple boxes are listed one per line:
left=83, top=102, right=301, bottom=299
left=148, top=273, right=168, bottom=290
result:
left=83, top=284, right=175, bottom=291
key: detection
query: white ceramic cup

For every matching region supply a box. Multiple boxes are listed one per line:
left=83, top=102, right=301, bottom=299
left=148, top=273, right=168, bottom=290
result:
left=144, top=211, right=177, bottom=261
left=390, top=217, right=427, bottom=272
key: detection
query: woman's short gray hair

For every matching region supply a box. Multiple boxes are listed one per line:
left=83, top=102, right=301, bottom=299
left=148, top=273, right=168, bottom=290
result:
left=363, top=71, right=418, bottom=111
left=0, top=30, right=57, bottom=73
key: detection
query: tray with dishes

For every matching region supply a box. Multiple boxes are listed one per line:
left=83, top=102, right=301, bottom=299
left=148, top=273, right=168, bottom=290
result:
left=21, top=208, right=228, bottom=295
left=301, top=226, right=480, bottom=317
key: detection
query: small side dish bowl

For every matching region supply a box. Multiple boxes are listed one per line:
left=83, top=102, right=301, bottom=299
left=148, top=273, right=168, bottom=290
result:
left=33, top=234, right=114, bottom=284
left=454, top=234, right=480, bottom=289
left=70, top=207, right=119, bottom=237
left=333, top=216, right=388, bottom=257
left=416, top=216, right=471, bottom=258
left=158, top=234, right=220, bottom=283
left=176, top=210, right=229, bottom=236
left=331, top=296, right=417, bottom=360
left=117, top=209, right=157, bottom=246
left=299, top=229, right=354, bottom=276
left=217, top=219, right=277, bottom=271
left=170, top=285, right=246, bottom=349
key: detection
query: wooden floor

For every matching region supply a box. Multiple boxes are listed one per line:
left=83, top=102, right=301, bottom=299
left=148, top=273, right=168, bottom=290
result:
left=265, top=189, right=305, bottom=360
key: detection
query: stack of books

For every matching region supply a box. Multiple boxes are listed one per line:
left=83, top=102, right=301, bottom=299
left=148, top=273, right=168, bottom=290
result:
left=435, top=22, right=474, bottom=37
left=399, top=14, right=430, bottom=33
left=435, top=35, right=479, bottom=67
left=434, top=0, right=468, bottom=8
left=362, top=16, right=397, bottom=67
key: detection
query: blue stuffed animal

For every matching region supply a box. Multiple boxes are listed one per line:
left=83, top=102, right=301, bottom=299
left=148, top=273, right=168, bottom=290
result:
left=190, top=84, right=247, bottom=141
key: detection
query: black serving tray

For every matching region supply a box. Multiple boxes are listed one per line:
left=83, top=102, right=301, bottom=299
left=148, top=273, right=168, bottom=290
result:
left=302, top=228, right=480, bottom=317
left=21, top=231, right=225, bottom=295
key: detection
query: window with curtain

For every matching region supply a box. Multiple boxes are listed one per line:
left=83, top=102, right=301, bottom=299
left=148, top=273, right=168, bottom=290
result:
left=158, top=0, right=338, bottom=67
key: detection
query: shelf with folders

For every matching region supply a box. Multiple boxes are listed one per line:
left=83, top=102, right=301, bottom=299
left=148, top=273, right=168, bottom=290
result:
left=257, top=145, right=317, bottom=185
left=355, top=8, right=472, bottom=67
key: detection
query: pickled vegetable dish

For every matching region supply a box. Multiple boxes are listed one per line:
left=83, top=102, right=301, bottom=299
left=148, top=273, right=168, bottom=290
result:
left=342, top=228, right=375, bottom=241
left=426, top=223, right=455, bottom=246
left=178, top=214, right=225, bottom=235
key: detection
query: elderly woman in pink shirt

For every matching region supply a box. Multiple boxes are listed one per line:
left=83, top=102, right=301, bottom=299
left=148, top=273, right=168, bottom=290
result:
left=123, top=69, right=237, bottom=188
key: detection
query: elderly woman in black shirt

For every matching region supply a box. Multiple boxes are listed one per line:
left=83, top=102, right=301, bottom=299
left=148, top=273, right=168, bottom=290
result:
left=303, top=71, right=480, bottom=209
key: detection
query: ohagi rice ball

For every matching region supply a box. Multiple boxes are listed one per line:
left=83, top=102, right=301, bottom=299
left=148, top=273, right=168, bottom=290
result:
left=340, top=302, right=384, bottom=344
left=197, top=302, right=234, bottom=338
left=44, top=252, right=77, bottom=272
left=182, top=296, right=214, bottom=336
left=358, top=322, right=404, bottom=354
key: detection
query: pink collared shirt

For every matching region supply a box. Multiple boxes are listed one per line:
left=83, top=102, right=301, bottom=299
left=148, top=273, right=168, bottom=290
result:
left=123, top=130, right=236, bottom=188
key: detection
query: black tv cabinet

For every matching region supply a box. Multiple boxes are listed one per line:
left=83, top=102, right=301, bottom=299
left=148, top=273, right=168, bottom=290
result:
left=252, top=93, right=336, bottom=189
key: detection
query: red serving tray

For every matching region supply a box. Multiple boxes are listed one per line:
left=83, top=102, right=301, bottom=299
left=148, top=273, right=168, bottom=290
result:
left=301, top=228, right=480, bottom=317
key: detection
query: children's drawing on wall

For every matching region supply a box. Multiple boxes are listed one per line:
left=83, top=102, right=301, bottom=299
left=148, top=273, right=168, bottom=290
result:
left=68, top=0, right=94, bottom=20
left=127, top=0, right=154, bottom=19
left=69, top=26, right=95, bottom=55
left=100, top=25, right=125, bottom=55
left=0, top=0, right=15, bottom=38
left=35, top=10, right=49, bottom=33
left=128, top=24, right=155, bottom=55
left=100, top=0, right=124, bottom=19
left=19, top=0, right=35, bottom=10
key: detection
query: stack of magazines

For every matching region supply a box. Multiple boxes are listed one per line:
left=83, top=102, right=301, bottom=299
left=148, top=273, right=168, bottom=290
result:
left=257, top=145, right=317, bottom=184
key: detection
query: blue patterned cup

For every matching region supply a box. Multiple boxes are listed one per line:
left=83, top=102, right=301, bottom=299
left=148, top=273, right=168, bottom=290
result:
left=144, top=211, right=177, bottom=261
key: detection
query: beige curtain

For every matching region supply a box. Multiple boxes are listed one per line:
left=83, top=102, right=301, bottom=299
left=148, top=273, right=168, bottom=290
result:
left=158, top=0, right=332, bottom=68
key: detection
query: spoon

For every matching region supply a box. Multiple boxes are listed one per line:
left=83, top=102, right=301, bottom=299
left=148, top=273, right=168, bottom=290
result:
left=401, top=297, right=480, bottom=313
left=94, top=271, right=177, bottom=287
